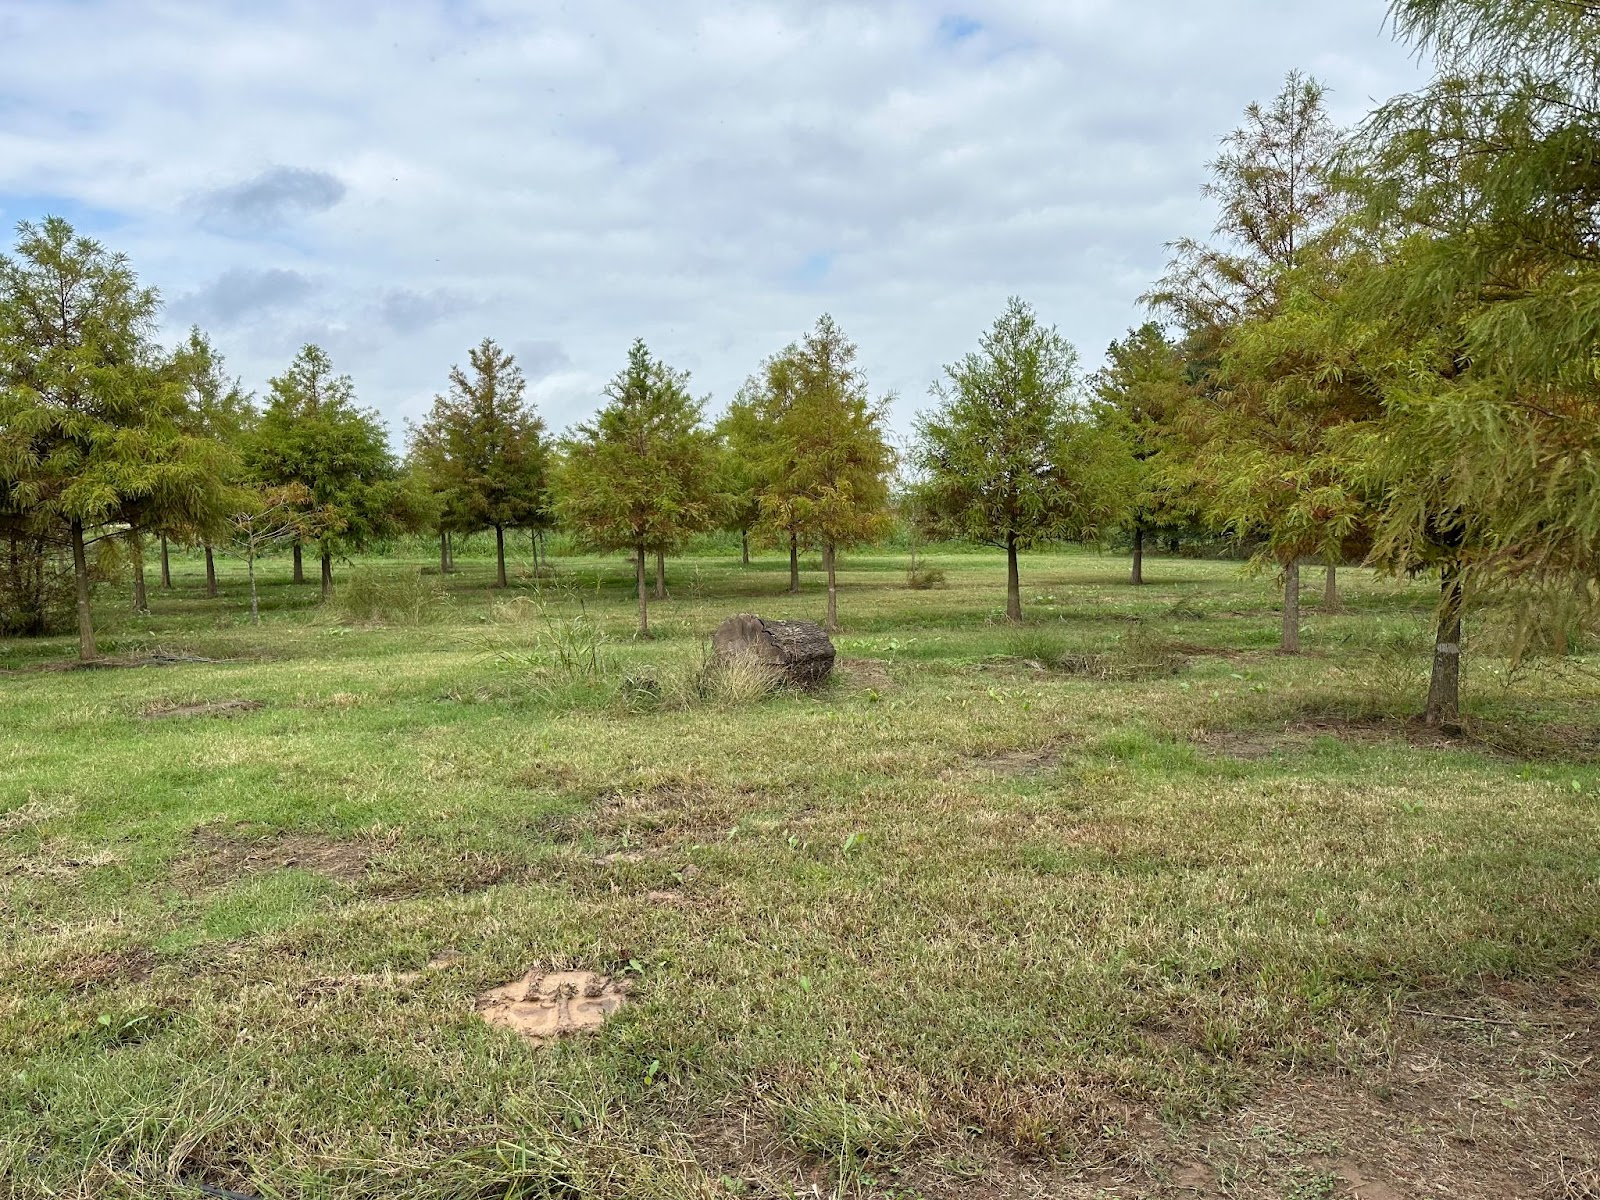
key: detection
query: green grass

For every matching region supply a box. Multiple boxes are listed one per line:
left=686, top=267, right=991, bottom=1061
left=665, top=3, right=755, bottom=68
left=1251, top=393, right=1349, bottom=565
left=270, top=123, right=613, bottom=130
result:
left=2, top=542, right=1597, bottom=1198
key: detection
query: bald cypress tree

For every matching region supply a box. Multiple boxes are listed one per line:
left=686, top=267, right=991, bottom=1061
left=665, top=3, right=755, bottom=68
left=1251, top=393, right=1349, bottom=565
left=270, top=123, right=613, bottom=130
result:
left=1336, top=0, right=1600, bottom=725
left=555, top=340, right=718, bottom=638
left=412, top=339, right=549, bottom=588
left=244, top=345, right=399, bottom=600
left=751, top=316, right=895, bottom=630
left=915, top=297, right=1132, bottom=622
left=0, top=218, right=229, bottom=659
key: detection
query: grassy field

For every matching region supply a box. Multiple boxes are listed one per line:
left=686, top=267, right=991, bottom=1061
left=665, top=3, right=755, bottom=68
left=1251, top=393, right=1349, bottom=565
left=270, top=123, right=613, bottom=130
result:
left=2, top=543, right=1597, bottom=1199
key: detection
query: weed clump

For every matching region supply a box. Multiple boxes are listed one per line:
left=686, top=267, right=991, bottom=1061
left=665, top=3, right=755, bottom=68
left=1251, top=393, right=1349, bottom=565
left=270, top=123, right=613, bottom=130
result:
left=334, top=568, right=450, bottom=624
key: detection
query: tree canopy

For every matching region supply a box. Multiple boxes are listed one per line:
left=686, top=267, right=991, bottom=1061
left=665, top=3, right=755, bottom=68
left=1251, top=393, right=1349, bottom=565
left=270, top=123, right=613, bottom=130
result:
left=555, top=339, right=718, bottom=637
left=915, top=296, right=1131, bottom=622
left=411, top=338, right=550, bottom=587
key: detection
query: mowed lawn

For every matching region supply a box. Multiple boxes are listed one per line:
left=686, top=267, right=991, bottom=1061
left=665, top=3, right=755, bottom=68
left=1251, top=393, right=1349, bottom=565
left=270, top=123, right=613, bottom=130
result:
left=1, top=544, right=1597, bottom=1199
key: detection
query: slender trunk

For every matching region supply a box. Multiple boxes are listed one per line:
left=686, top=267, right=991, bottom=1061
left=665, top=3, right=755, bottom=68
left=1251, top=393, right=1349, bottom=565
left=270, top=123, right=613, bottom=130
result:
left=635, top=544, right=650, bottom=638
left=70, top=517, right=96, bottom=661
left=824, top=542, right=839, bottom=631
left=1131, top=524, right=1144, bottom=586
left=654, top=548, right=667, bottom=600
left=292, top=542, right=305, bottom=584
left=440, top=528, right=449, bottom=575
left=788, top=532, right=800, bottom=594
left=204, top=544, right=217, bottom=598
left=321, top=550, right=333, bottom=601
left=1005, top=531, right=1022, bottom=623
left=248, top=550, right=261, bottom=625
left=131, top=532, right=148, bottom=614
left=538, top=530, right=546, bottom=569
left=495, top=525, right=508, bottom=588
left=741, top=527, right=749, bottom=566
left=1281, top=559, right=1301, bottom=654
left=531, top=527, right=539, bottom=570
left=160, top=536, right=172, bottom=589
left=1323, top=563, right=1339, bottom=611
left=1168, top=536, right=1180, bottom=555
left=1424, top=565, right=1464, bottom=729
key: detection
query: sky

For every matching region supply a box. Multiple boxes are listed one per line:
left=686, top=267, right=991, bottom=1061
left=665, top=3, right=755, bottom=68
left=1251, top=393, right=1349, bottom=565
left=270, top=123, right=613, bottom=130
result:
left=0, top=1, right=1428, bottom=446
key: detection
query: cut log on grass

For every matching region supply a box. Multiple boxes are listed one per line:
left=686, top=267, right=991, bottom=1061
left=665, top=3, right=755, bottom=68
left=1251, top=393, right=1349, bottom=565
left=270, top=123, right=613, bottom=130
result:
left=711, top=613, right=836, bottom=689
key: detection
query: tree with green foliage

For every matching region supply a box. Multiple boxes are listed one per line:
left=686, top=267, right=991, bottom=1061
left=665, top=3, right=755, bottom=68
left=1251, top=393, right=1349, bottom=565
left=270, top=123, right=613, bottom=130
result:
left=411, top=339, right=550, bottom=588
left=555, top=340, right=718, bottom=638
left=751, top=316, right=894, bottom=630
left=1332, top=0, right=1600, bottom=724
left=914, top=297, right=1132, bottom=623
left=735, top=349, right=809, bottom=593
left=244, top=345, right=400, bottom=601
left=713, top=399, right=768, bottom=567
left=1150, top=73, right=1354, bottom=651
left=1093, top=323, right=1199, bottom=584
left=172, top=328, right=255, bottom=598
left=0, top=218, right=230, bottom=659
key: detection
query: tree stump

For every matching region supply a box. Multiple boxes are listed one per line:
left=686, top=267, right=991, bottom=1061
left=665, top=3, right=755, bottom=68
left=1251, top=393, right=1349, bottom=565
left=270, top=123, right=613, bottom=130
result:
left=711, top=613, right=836, bottom=689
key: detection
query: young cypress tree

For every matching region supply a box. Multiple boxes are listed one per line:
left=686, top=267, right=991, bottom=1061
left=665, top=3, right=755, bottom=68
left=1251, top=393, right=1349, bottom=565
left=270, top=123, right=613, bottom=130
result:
left=171, top=328, right=255, bottom=599
left=1093, top=324, right=1198, bottom=585
left=1337, top=0, right=1600, bottom=724
left=412, top=339, right=549, bottom=588
left=554, top=339, right=718, bottom=638
left=0, top=218, right=229, bottom=659
left=760, top=316, right=895, bottom=631
left=1148, top=73, right=1352, bottom=651
left=243, top=345, right=399, bottom=600
left=914, top=297, right=1132, bottom=622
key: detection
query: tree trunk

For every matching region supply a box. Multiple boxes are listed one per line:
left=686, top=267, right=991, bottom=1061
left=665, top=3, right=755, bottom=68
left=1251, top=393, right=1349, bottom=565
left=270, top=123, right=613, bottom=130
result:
left=1281, top=559, right=1301, bottom=654
left=131, top=532, right=149, bottom=614
left=635, top=544, right=650, bottom=638
left=788, top=532, right=800, bottom=594
left=1424, top=565, right=1464, bottom=729
left=1168, top=536, right=1180, bottom=555
left=160, top=536, right=172, bottom=589
left=1323, top=563, right=1339, bottom=611
left=531, top=527, right=539, bottom=570
left=247, top=550, right=261, bottom=625
left=654, top=548, right=667, bottom=600
left=70, top=517, right=96, bottom=661
left=292, top=542, right=305, bottom=584
left=1131, top=524, right=1144, bottom=586
left=538, top=530, right=546, bottom=569
left=321, top=550, right=333, bottom=601
left=440, top=529, right=450, bottom=575
left=204, top=544, right=217, bottom=598
left=741, top=527, right=749, bottom=566
left=1005, top=531, right=1022, bottom=623
left=495, top=525, right=508, bottom=588
left=824, top=542, right=839, bottom=631
left=445, top=530, right=454, bottom=573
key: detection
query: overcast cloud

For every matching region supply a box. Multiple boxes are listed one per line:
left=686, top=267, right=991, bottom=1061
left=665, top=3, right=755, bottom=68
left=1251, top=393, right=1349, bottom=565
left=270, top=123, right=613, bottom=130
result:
left=0, top=1, right=1427, bottom=444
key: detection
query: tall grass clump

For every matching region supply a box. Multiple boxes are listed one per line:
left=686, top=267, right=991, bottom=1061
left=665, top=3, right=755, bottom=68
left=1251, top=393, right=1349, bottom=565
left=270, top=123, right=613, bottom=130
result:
left=334, top=568, right=450, bottom=624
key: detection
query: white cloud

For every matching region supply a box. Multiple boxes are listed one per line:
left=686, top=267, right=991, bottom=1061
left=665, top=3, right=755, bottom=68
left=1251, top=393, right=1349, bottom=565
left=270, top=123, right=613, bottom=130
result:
left=0, top=0, right=1427, bottom=443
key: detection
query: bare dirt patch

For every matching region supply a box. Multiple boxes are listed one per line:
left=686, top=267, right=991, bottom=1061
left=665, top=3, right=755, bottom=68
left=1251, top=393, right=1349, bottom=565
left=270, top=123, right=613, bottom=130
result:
left=142, top=699, right=263, bottom=720
left=960, top=741, right=1071, bottom=776
left=838, top=657, right=893, bottom=691
left=1196, top=713, right=1600, bottom=764
left=477, top=968, right=627, bottom=1043
left=51, top=948, right=157, bottom=992
left=1, top=651, right=223, bottom=676
left=175, top=824, right=380, bottom=888
left=1147, top=972, right=1600, bottom=1199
